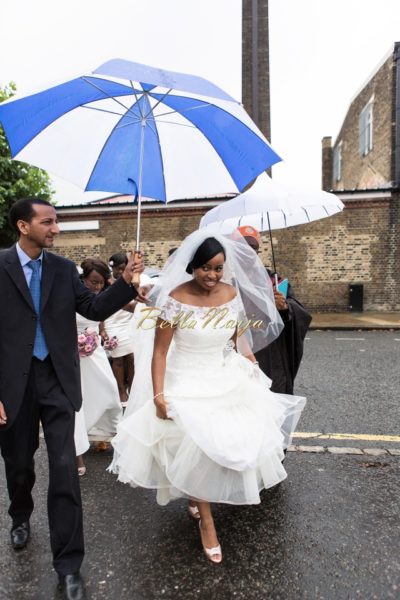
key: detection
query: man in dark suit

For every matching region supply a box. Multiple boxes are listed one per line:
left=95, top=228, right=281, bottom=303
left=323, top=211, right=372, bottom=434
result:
left=0, top=198, right=144, bottom=600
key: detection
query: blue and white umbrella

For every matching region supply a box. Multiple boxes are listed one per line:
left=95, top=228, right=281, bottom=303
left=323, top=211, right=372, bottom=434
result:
left=0, top=58, right=281, bottom=247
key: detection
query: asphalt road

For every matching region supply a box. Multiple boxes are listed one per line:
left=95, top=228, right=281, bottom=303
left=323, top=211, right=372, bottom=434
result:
left=295, top=331, right=400, bottom=443
left=0, top=331, right=399, bottom=600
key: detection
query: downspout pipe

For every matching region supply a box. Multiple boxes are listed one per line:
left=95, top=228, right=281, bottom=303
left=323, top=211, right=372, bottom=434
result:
left=394, top=42, right=400, bottom=187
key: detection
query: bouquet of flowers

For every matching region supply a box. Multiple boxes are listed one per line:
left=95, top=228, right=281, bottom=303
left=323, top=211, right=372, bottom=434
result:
left=104, top=335, right=118, bottom=351
left=77, top=327, right=99, bottom=358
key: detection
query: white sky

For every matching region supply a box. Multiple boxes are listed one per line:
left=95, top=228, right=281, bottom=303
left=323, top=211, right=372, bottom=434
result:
left=2, top=0, right=400, bottom=205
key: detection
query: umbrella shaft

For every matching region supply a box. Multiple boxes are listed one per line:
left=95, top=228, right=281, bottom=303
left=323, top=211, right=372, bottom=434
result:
left=135, top=120, right=146, bottom=250
left=266, top=212, right=277, bottom=273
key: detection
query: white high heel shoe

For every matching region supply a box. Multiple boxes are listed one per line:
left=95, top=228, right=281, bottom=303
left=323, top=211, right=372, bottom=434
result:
left=188, top=503, right=201, bottom=521
left=199, top=520, right=222, bottom=564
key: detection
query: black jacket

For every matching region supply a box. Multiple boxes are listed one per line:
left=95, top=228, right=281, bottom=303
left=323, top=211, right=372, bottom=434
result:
left=0, top=245, right=137, bottom=429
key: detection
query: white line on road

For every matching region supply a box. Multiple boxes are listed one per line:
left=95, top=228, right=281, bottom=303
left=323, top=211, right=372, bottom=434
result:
left=335, top=337, right=365, bottom=341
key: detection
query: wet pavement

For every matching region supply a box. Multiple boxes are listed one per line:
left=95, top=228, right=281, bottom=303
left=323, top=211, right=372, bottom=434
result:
left=1, top=330, right=400, bottom=599
left=310, top=311, right=400, bottom=330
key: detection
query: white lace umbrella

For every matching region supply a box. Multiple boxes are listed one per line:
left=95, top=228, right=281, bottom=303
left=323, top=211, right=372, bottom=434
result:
left=200, top=172, right=344, bottom=271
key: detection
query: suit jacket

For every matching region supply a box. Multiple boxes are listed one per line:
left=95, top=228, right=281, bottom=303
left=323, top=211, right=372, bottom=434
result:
left=0, top=245, right=137, bottom=430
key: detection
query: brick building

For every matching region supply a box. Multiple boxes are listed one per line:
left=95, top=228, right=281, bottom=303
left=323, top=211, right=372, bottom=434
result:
left=321, top=42, right=400, bottom=311
left=54, top=41, right=400, bottom=312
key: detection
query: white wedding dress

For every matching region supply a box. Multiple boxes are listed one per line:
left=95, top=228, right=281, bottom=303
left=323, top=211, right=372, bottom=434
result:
left=74, top=314, right=122, bottom=456
left=104, top=308, right=135, bottom=358
left=110, top=296, right=306, bottom=505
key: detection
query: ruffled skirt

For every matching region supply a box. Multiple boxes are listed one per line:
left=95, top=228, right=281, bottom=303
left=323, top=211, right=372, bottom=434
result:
left=110, top=351, right=305, bottom=505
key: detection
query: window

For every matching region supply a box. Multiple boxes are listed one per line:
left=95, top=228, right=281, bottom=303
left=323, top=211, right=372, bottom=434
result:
left=333, top=141, right=342, bottom=182
left=359, top=99, right=373, bottom=156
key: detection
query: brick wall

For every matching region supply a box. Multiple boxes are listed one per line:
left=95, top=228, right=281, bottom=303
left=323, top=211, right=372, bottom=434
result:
left=242, top=0, right=271, bottom=140
left=269, top=196, right=400, bottom=312
left=321, top=136, right=333, bottom=191
left=331, top=52, right=394, bottom=191
left=54, top=193, right=400, bottom=312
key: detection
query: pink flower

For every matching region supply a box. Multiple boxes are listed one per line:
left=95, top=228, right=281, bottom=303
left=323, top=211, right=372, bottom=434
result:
left=104, top=335, right=118, bottom=350
left=77, top=327, right=99, bottom=357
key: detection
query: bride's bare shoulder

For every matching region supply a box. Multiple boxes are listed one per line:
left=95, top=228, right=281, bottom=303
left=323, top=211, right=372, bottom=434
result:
left=220, top=282, right=237, bottom=300
left=169, top=283, right=191, bottom=302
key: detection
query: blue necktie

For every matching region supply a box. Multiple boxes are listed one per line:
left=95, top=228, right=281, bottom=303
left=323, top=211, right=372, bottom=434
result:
left=27, top=259, right=49, bottom=360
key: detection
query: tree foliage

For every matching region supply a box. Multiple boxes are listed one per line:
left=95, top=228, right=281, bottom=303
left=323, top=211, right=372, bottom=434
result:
left=0, top=82, right=53, bottom=246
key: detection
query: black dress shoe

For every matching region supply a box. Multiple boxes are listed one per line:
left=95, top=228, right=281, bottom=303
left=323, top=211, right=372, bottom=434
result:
left=10, top=521, right=30, bottom=550
left=58, top=573, right=86, bottom=600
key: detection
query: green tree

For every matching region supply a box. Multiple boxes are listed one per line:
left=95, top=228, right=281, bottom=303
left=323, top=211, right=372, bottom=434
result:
left=0, top=82, right=53, bottom=246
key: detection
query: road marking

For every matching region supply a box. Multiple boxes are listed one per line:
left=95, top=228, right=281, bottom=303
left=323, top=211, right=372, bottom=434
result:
left=294, top=432, right=400, bottom=443
left=288, top=445, right=400, bottom=456
left=335, top=337, right=365, bottom=341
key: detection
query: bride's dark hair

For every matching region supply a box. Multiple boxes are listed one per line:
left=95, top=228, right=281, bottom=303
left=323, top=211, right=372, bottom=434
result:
left=186, top=237, right=226, bottom=274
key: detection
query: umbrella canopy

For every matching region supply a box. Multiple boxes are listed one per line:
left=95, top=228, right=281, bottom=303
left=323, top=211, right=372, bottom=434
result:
left=0, top=59, right=281, bottom=204
left=199, top=173, right=344, bottom=272
left=200, top=172, right=344, bottom=231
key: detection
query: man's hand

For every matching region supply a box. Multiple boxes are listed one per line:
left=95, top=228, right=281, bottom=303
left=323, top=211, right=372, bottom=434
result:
left=0, top=401, right=7, bottom=426
left=135, top=287, right=151, bottom=304
left=274, top=290, right=288, bottom=311
left=122, top=250, right=145, bottom=286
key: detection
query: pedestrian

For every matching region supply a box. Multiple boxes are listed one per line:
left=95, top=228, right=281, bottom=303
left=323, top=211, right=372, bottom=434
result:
left=105, top=252, right=136, bottom=407
left=238, top=225, right=312, bottom=394
left=110, top=230, right=305, bottom=564
left=0, top=198, right=144, bottom=600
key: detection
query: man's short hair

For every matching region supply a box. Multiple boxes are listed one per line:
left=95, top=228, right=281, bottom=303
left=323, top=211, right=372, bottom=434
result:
left=108, top=252, right=128, bottom=267
left=9, top=198, right=52, bottom=234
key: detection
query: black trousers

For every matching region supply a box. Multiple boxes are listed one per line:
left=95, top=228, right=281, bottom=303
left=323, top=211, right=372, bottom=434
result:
left=0, top=357, right=84, bottom=575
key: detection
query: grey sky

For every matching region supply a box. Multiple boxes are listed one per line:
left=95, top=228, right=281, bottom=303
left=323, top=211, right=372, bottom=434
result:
left=1, top=0, right=400, bottom=204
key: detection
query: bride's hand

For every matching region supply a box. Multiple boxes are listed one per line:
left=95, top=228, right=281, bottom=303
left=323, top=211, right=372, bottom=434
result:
left=155, top=395, right=170, bottom=420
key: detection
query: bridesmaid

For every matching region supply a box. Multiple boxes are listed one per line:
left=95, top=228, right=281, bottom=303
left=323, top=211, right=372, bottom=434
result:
left=104, top=253, right=136, bottom=407
left=75, top=258, right=122, bottom=476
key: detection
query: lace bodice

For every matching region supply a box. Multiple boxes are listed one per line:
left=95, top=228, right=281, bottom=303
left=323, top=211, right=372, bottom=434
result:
left=160, top=296, right=239, bottom=364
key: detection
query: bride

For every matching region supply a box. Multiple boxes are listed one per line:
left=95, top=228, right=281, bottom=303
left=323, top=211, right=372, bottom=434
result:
left=110, top=230, right=306, bottom=564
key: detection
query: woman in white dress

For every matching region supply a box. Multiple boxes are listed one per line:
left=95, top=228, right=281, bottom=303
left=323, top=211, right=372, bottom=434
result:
left=104, top=253, right=136, bottom=406
left=110, top=232, right=306, bottom=563
left=75, top=259, right=122, bottom=476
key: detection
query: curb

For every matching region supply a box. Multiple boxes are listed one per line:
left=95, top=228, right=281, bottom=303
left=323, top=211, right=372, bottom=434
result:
left=309, top=326, right=400, bottom=331
left=287, top=445, right=400, bottom=456
left=309, top=327, right=400, bottom=331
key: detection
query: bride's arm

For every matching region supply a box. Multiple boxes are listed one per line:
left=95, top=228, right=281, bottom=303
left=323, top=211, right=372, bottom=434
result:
left=151, top=318, right=175, bottom=420
left=235, top=328, right=258, bottom=363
